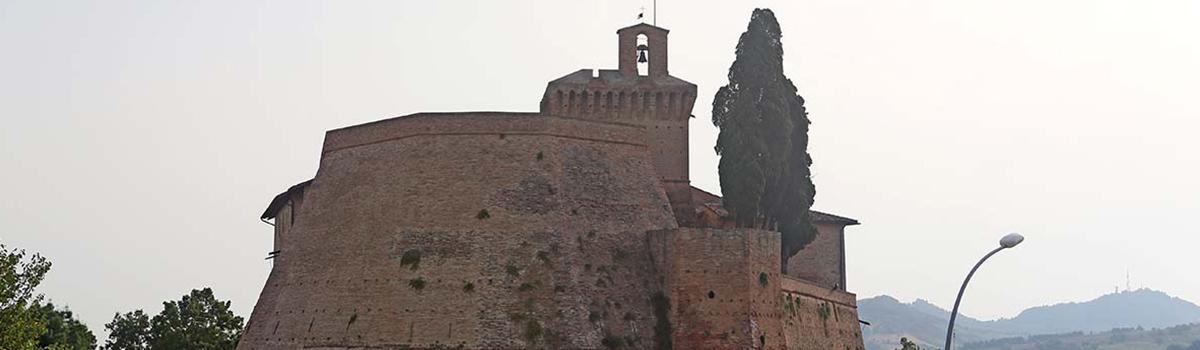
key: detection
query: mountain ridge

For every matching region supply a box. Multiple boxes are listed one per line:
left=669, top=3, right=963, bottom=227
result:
left=858, top=288, right=1200, bottom=350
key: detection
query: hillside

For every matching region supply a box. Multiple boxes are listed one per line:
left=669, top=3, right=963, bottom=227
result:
left=859, top=289, right=1200, bottom=350
left=961, top=323, right=1200, bottom=350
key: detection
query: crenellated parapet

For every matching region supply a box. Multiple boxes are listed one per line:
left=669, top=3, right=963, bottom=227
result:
left=540, top=70, right=696, bottom=123
left=539, top=23, right=698, bottom=225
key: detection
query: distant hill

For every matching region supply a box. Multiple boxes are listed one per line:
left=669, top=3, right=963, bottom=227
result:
left=961, top=323, right=1200, bottom=350
left=859, top=289, right=1200, bottom=350
left=859, top=296, right=1017, bottom=349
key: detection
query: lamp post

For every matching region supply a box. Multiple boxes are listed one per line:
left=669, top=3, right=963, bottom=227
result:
left=944, top=233, right=1024, bottom=350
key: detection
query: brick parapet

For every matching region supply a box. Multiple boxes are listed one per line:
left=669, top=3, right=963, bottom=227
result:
left=323, top=112, right=648, bottom=155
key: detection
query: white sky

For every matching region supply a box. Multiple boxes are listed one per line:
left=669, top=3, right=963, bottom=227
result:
left=2, top=0, right=1198, bottom=337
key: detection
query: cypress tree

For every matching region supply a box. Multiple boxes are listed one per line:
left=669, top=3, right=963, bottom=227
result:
left=713, top=8, right=817, bottom=269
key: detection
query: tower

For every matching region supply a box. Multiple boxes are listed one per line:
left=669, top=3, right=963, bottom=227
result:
left=540, top=23, right=697, bottom=225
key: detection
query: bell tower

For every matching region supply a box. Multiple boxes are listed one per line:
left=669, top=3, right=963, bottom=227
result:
left=618, top=24, right=669, bottom=77
left=540, top=23, right=697, bottom=225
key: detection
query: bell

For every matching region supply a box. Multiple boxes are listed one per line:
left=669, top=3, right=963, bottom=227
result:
left=637, top=50, right=648, bottom=63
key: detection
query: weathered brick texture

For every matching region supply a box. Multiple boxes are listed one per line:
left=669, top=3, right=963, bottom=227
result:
left=240, top=114, right=679, bottom=350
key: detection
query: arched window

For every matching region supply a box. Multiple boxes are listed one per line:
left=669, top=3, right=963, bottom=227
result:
left=637, top=34, right=649, bottom=76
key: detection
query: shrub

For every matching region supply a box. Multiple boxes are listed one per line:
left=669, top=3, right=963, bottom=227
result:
left=601, top=334, right=625, bottom=349
left=409, top=277, right=426, bottom=291
left=524, top=320, right=544, bottom=342
left=399, top=249, right=422, bottom=270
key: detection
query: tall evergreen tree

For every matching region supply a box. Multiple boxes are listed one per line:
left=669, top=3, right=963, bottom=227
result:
left=713, top=8, right=817, bottom=268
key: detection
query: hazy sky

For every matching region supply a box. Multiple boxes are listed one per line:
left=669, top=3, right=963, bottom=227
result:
left=2, top=0, right=1198, bottom=337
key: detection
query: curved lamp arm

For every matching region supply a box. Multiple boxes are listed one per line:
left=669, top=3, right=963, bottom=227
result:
left=945, top=233, right=1023, bottom=350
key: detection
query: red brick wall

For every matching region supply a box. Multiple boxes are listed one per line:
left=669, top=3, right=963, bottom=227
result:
left=786, top=222, right=846, bottom=289
left=649, top=228, right=787, bottom=349
left=779, top=276, right=865, bottom=350
left=239, top=113, right=678, bottom=350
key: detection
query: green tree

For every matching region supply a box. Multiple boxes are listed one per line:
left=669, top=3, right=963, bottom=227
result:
left=897, top=337, right=924, bottom=350
left=32, top=302, right=96, bottom=349
left=102, top=310, right=151, bottom=350
left=0, top=244, right=52, bottom=350
left=104, top=288, right=244, bottom=350
left=712, top=8, right=818, bottom=267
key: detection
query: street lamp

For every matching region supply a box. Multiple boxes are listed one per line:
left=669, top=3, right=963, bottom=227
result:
left=944, top=233, right=1024, bottom=350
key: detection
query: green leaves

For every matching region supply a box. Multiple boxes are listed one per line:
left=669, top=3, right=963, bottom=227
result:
left=103, top=288, right=244, bottom=350
left=33, top=303, right=96, bottom=350
left=103, top=311, right=150, bottom=350
left=0, top=244, right=52, bottom=350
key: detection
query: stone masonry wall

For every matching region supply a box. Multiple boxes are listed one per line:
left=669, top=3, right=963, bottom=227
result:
left=238, top=113, right=678, bottom=350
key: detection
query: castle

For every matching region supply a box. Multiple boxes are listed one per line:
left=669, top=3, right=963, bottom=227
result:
left=240, top=23, right=865, bottom=350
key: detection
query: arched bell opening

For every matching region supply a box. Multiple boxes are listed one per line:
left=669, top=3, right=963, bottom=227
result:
left=636, top=34, right=649, bottom=76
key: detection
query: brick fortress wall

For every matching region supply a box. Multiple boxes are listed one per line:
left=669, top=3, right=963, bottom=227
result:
left=239, top=113, right=681, bottom=350
left=648, top=227, right=864, bottom=350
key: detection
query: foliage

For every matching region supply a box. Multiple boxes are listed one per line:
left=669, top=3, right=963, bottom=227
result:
left=897, top=337, right=924, bottom=350
left=103, top=310, right=151, bottom=350
left=0, top=244, right=52, bottom=350
left=476, top=209, right=491, bottom=220
left=1167, top=340, right=1200, bottom=350
left=650, top=292, right=672, bottom=350
left=758, top=272, right=769, bottom=287
left=462, top=282, right=475, bottom=293
left=711, top=8, right=818, bottom=263
left=601, top=334, right=625, bottom=349
left=409, top=277, right=426, bottom=291
left=32, top=302, right=96, bottom=349
left=523, top=319, right=543, bottom=342
left=399, top=249, right=422, bottom=270
left=103, top=288, right=244, bottom=350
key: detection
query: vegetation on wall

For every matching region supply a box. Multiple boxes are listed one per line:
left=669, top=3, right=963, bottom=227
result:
left=711, top=8, right=818, bottom=269
left=651, top=291, right=673, bottom=350
left=408, top=277, right=427, bottom=291
left=399, top=249, right=422, bottom=270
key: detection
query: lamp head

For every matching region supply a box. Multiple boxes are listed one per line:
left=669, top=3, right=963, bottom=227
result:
left=999, top=233, right=1025, bottom=249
